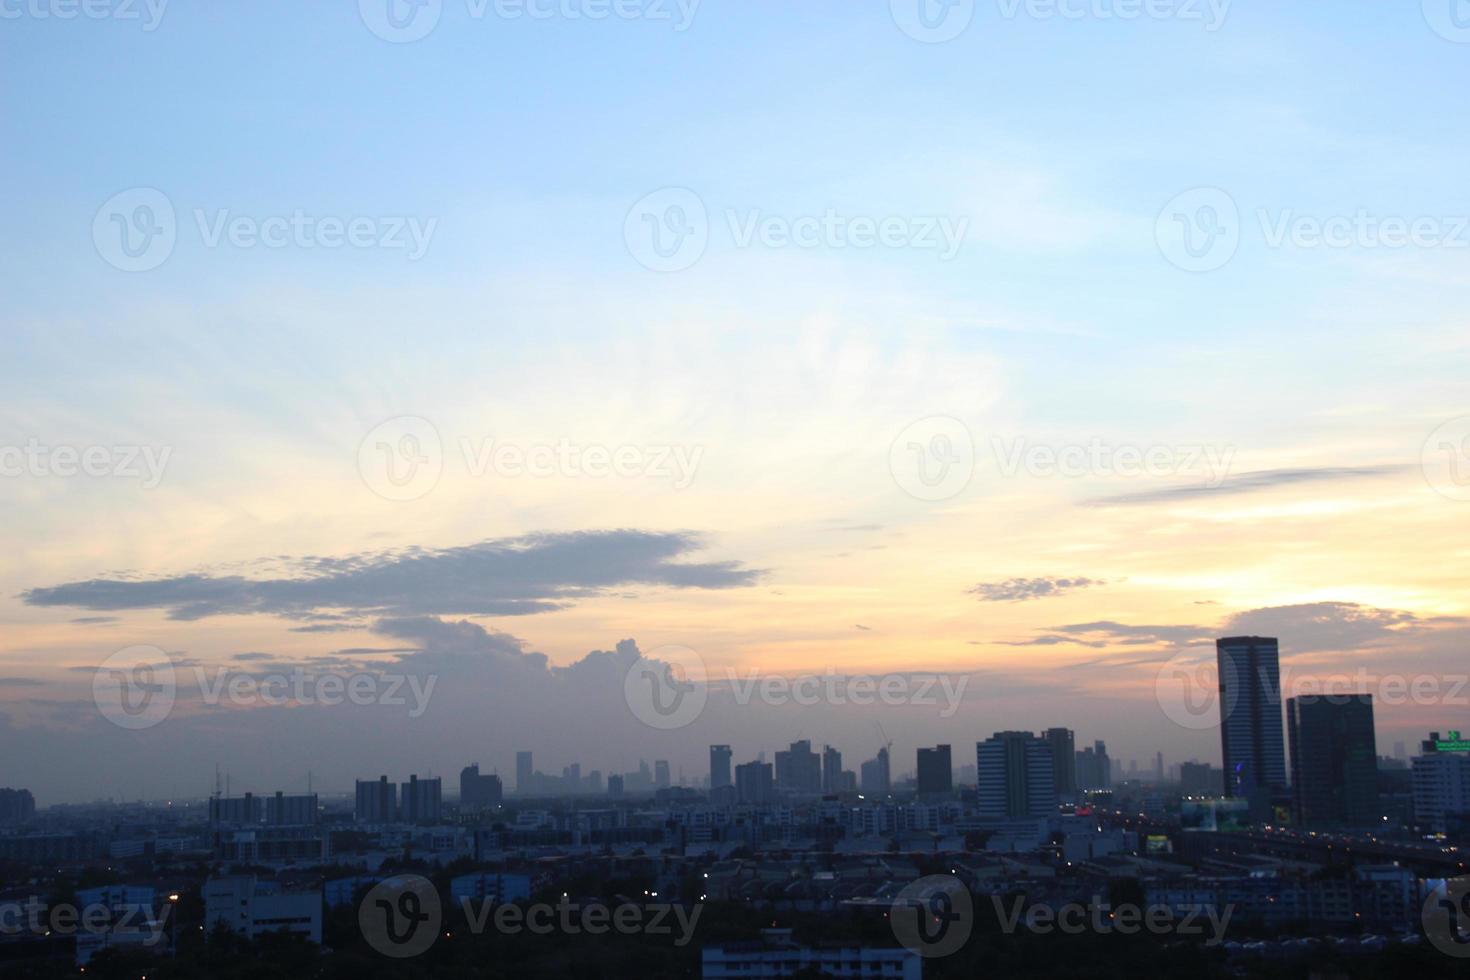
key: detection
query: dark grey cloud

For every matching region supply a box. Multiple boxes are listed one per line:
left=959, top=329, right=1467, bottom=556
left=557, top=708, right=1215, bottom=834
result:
left=970, top=576, right=1104, bottom=603
left=69, top=616, right=119, bottom=625
left=0, top=677, right=46, bottom=687
left=22, top=530, right=761, bottom=622
left=1222, top=601, right=1462, bottom=654
left=1086, top=464, right=1410, bottom=506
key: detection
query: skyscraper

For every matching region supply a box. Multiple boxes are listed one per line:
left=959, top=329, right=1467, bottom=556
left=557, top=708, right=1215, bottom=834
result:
left=1075, top=740, right=1111, bottom=791
left=460, top=764, right=504, bottom=809
left=977, top=732, right=1056, bottom=819
left=399, top=775, right=442, bottom=824
left=821, top=745, right=843, bottom=793
left=516, top=751, right=533, bottom=795
left=1043, top=728, right=1077, bottom=798
left=1216, top=636, right=1287, bottom=802
left=354, top=776, right=396, bottom=823
left=710, top=745, right=732, bottom=790
left=916, top=744, right=953, bottom=796
left=735, top=760, right=774, bottom=804
left=860, top=746, right=891, bottom=796
left=1286, top=693, right=1378, bottom=827
left=774, top=740, right=821, bottom=793
left=654, top=760, right=671, bottom=789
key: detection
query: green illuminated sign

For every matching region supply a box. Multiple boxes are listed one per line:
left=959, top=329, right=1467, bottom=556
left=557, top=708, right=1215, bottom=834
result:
left=1435, top=730, right=1470, bottom=753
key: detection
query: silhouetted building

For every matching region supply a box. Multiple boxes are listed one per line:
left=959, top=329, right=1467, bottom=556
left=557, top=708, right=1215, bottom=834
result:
left=1287, top=693, right=1379, bottom=827
left=977, top=732, right=1055, bottom=819
left=1043, top=728, right=1077, bottom=797
left=710, top=745, right=732, bottom=790
left=355, top=776, right=396, bottom=823
left=822, top=745, right=843, bottom=793
left=735, top=760, right=774, bottom=804
left=774, top=740, right=821, bottom=793
left=916, top=744, right=953, bottom=796
left=860, top=746, right=891, bottom=795
left=0, top=788, right=35, bottom=825
left=399, top=775, right=442, bottom=824
left=209, top=793, right=262, bottom=826
left=607, top=773, right=625, bottom=797
left=1075, top=740, right=1111, bottom=790
left=654, top=760, right=671, bottom=789
left=265, top=792, right=317, bottom=826
left=516, top=751, right=533, bottom=794
left=460, top=764, right=504, bottom=808
left=1217, top=636, right=1287, bottom=806
left=1180, top=760, right=1223, bottom=797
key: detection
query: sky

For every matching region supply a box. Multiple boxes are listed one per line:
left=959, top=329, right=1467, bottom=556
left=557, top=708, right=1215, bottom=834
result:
left=2, top=1, right=1469, bottom=805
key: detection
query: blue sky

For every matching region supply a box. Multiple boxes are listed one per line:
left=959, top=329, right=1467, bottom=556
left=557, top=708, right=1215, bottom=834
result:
left=3, top=2, right=1470, bottom=802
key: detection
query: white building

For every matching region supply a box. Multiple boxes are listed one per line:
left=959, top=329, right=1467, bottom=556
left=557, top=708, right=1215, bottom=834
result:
left=1412, top=751, right=1470, bottom=833
left=703, top=929, right=920, bottom=980
left=204, top=875, right=321, bottom=944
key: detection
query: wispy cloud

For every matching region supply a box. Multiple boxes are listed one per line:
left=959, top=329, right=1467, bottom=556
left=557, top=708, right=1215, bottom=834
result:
left=969, top=576, right=1105, bottom=603
left=1086, top=465, right=1411, bottom=506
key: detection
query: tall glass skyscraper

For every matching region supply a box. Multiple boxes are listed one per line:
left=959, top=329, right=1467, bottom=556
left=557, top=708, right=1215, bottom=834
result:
left=1216, top=636, right=1287, bottom=803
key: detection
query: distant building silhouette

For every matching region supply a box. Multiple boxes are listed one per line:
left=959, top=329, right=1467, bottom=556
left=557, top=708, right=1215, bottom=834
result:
left=735, top=759, right=774, bottom=804
left=516, top=751, right=533, bottom=794
left=977, top=732, right=1056, bottom=819
left=709, top=745, right=732, bottom=790
left=859, top=746, right=891, bottom=795
left=1287, top=693, right=1379, bottom=827
left=460, top=764, right=504, bottom=809
left=915, top=744, right=953, bottom=796
left=0, top=788, right=35, bottom=825
left=1043, top=728, right=1077, bottom=798
left=354, top=776, right=396, bottom=823
left=1216, top=636, right=1287, bottom=808
left=1075, top=740, right=1111, bottom=791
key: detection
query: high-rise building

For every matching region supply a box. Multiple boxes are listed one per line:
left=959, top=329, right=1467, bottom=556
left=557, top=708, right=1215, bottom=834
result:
left=1216, top=636, right=1287, bottom=801
left=1043, top=728, right=1077, bottom=798
left=460, top=764, right=504, bottom=808
left=399, top=775, right=442, bottom=824
left=710, top=745, right=732, bottom=790
left=916, top=745, right=953, bottom=796
left=0, top=788, right=36, bottom=825
left=1286, top=694, right=1379, bottom=827
left=774, top=740, right=822, bottom=793
left=265, top=791, right=318, bottom=826
left=209, top=793, right=262, bottom=826
left=821, top=745, right=843, bottom=793
left=1413, top=731, right=1470, bottom=833
left=607, top=773, right=625, bottom=797
left=654, top=760, right=671, bottom=789
left=1179, top=760, right=1223, bottom=797
left=735, top=760, right=774, bottom=804
left=515, top=751, right=534, bottom=795
left=1075, top=740, right=1111, bottom=791
left=977, top=732, right=1056, bottom=819
left=354, top=776, right=396, bottom=823
left=860, top=746, right=891, bottom=795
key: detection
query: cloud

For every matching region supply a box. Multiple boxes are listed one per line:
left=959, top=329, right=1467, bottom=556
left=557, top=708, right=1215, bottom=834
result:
left=1222, top=601, right=1462, bottom=655
left=969, top=576, right=1105, bottom=603
left=1086, top=465, right=1410, bottom=506
left=21, top=530, right=761, bottom=622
